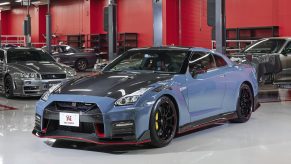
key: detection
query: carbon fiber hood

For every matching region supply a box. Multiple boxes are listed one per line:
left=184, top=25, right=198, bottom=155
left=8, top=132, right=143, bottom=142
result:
left=57, top=71, right=173, bottom=99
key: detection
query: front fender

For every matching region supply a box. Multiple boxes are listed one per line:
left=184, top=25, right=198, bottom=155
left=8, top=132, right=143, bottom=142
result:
left=136, top=83, right=191, bottom=129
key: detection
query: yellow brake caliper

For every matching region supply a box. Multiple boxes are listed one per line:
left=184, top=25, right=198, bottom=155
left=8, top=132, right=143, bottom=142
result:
left=155, top=112, right=159, bottom=130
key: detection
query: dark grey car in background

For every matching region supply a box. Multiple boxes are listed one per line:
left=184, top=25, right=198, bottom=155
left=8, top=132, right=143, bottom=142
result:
left=231, top=37, right=291, bottom=87
left=42, top=45, right=99, bottom=71
left=0, top=47, right=76, bottom=98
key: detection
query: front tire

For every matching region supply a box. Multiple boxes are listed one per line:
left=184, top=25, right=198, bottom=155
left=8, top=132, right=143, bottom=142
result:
left=4, top=75, right=14, bottom=99
left=231, top=83, right=254, bottom=123
left=75, top=59, right=88, bottom=71
left=149, top=96, right=178, bottom=148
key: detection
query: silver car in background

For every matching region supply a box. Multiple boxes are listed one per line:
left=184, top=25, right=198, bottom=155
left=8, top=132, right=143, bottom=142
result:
left=231, top=37, right=291, bottom=87
left=0, top=47, right=76, bottom=98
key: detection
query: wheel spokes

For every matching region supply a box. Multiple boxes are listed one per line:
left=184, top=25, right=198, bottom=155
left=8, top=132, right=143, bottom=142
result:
left=240, top=88, right=252, bottom=117
left=155, top=101, right=176, bottom=141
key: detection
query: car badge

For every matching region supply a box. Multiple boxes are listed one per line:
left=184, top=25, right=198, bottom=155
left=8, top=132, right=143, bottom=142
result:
left=52, top=75, right=56, bottom=78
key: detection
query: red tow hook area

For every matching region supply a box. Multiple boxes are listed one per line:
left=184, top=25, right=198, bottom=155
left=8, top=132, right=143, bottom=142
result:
left=95, top=123, right=105, bottom=138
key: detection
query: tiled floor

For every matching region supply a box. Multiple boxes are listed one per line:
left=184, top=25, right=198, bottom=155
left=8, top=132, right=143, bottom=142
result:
left=0, top=92, right=291, bottom=164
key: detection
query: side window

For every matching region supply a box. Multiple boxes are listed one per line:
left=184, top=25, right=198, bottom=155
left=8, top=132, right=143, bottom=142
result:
left=213, top=54, right=227, bottom=67
left=0, top=50, right=4, bottom=62
left=189, top=52, right=216, bottom=77
left=283, top=42, right=291, bottom=54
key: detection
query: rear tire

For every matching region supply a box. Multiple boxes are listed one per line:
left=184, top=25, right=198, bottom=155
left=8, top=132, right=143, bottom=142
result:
left=149, top=96, right=178, bottom=148
left=230, top=83, right=254, bottom=123
left=4, top=75, right=14, bottom=99
left=75, top=59, right=88, bottom=71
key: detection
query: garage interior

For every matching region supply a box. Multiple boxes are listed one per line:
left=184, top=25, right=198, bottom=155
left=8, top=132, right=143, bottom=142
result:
left=1, top=0, right=291, bottom=164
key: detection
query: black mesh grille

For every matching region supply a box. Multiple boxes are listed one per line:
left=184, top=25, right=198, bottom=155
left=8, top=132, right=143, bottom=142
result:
left=24, top=86, right=39, bottom=90
left=46, top=120, right=95, bottom=134
left=58, top=123, right=95, bottom=133
left=41, top=74, right=66, bottom=79
left=54, top=101, right=100, bottom=113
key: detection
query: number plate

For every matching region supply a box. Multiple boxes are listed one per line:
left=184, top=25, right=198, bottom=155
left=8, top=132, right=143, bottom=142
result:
left=59, top=112, right=79, bottom=127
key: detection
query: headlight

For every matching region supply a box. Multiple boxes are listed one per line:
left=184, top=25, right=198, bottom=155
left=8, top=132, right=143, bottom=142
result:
left=65, top=68, right=77, bottom=77
left=115, top=88, right=151, bottom=106
left=41, top=83, right=62, bottom=101
left=15, top=72, right=39, bottom=79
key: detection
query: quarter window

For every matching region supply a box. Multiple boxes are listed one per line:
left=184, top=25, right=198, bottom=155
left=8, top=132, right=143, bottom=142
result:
left=213, top=55, right=227, bottom=67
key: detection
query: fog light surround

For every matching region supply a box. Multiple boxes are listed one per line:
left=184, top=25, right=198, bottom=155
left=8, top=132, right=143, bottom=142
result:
left=114, top=122, right=134, bottom=127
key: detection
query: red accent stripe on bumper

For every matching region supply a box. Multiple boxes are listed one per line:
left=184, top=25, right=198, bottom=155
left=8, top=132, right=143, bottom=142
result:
left=33, top=133, right=150, bottom=145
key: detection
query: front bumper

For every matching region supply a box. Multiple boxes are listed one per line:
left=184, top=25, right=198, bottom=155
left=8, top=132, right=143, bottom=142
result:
left=32, top=95, right=153, bottom=145
left=13, top=78, right=70, bottom=96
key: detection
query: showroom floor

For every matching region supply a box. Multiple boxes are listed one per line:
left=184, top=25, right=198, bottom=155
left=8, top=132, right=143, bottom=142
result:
left=0, top=89, right=291, bottom=164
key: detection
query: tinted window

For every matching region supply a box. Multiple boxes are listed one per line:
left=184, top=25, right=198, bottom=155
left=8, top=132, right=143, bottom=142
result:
left=214, top=54, right=227, bottom=67
left=7, top=50, right=55, bottom=63
left=59, top=46, right=78, bottom=53
left=189, top=52, right=216, bottom=76
left=104, top=50, right=188, bottom=74
left=243, top=39, right=286, bottom=53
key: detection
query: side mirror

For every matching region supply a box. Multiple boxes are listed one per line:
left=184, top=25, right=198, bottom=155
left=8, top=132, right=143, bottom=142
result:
left=190, top=67, right=206, bottom=78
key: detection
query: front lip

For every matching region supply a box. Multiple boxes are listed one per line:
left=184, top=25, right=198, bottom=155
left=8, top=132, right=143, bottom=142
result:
left=32, top=129, right=151, bottom=145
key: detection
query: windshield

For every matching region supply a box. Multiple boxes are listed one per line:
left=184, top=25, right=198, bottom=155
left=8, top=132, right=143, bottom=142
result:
left=242, top=39, right=286, bottom=53
left=7, top=50, right=56, bottom=63
left=104, top=50, right=188, bottom=74
left=58, top=46, right=79, bottom=53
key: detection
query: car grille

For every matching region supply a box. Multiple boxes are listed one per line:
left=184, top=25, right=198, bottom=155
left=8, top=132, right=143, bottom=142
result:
left=46, top=101, right=102, bottom=114
left=54, top=101, right=100, bottom=113
left=41, top=74, right=66, bottom=79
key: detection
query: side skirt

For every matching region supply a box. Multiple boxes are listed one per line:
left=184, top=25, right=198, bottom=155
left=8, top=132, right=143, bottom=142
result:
left=178, top=112, right=238, bottom=134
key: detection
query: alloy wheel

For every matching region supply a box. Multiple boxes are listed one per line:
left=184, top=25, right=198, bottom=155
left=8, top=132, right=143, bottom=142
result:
left=154, top=100, right=177, bottom=141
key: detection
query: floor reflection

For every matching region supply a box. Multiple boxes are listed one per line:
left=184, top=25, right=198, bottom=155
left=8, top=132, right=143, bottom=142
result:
left=259, top=85, right=291, bottom=103
left=0, top=97, right=35, bottom=137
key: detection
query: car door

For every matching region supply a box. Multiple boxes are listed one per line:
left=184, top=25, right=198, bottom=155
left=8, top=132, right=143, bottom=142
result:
left=187, top=51, right=227, bottom=122
left=280, top=41, right=291, bottom=70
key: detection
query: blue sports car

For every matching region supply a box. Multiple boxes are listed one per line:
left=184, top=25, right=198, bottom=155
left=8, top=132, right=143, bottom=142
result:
left=32, top=47, right=260, bottom=147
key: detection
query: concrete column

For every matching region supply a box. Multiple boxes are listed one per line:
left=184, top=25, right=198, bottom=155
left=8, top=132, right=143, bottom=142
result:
left=46, top=0, right=52, bottom=53
left=153, top=0, right=163, bottom=47
left=215, top=0, right=226, bottom=54
left=108, top=0, right=117, bottom=61
left=25, top=14, right=32, bottom=47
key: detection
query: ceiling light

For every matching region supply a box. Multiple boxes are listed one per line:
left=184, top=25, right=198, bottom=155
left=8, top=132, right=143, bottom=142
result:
left=15, top=0, right=22, bottom=2
left=0, top=2, right=10, bottom=6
